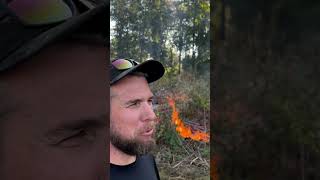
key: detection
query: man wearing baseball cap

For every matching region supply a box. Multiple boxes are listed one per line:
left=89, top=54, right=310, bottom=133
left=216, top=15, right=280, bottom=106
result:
left=110, top=58, right=165, bottom=179
left=0, top=0, right=108, bottom=179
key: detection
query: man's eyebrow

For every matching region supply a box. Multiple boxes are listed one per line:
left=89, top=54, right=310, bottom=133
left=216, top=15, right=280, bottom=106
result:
left=124, top=95, right=154, bottom=105
left=125, top=98, right=142, bottom=105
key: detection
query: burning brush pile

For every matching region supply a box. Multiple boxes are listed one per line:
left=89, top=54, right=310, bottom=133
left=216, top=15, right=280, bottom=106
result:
left=154, top=95, right=210, bottom=179
left=151, top=74, right=210, bottom=179
left=167, top=97, right=209, bottom=143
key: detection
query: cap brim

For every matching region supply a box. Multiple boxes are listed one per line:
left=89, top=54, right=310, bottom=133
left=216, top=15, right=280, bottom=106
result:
left=0, top=2, right=108, bottom=72
left=110, top=60, right=165, bottom=85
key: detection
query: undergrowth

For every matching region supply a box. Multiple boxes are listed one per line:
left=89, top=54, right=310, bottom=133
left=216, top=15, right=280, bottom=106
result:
left=151, top=72, right=210, bottom=180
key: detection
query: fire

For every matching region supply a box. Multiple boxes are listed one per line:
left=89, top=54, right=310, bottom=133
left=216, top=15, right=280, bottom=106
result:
left=167, top=97, right=210, bottom=143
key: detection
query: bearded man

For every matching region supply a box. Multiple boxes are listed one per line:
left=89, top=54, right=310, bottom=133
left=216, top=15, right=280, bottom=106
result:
left=109, top=58, right=165, bottom=179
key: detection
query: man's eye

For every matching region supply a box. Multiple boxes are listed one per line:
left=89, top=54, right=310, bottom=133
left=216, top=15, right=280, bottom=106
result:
left=148, top=99, right=153, bottom=105
left=57, top=129, right=96, bottom=147
left=129, top=101, right=140, bottom=107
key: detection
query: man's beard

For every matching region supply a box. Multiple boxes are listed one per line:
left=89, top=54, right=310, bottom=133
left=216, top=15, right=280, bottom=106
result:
left=110, top=124, right=156, bottom=156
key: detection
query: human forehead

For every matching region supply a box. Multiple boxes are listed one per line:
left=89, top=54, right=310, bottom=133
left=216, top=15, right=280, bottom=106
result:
left=52, top=39, right=106, bottom=54
left=2, top=40, right=105, bottom=75
left=110, top=75, right=153, bottom=99
left=0, top=39, right=107, bottom=113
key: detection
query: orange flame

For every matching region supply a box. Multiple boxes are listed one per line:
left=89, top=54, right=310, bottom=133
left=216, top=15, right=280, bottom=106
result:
left=167, top=97, right=210, bottom=143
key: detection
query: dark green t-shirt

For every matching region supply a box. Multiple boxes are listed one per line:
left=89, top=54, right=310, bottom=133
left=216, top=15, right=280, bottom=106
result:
left=110, top=154, right=160, bottom=180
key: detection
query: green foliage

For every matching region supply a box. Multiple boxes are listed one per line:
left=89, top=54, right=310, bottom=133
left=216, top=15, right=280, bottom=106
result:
left=157, top=120, right=183, bottom=151
left=201, top=145, right=210, bottom=157
left=190, top=88, right=210, bottom=111
left=111, top=0, right=210, bottom=75
left=164, top=66, right=180, bottom=77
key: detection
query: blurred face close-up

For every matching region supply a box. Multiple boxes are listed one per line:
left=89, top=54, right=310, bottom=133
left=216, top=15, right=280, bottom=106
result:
left=110, top=75, right=157, bottom=155
left=1, top=41, right=107, bottom=180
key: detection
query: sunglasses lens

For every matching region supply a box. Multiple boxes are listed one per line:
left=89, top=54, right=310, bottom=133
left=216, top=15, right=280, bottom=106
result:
left=112, top=59, right=134, bottom=70
left=8, top=0, right=73, bottom=25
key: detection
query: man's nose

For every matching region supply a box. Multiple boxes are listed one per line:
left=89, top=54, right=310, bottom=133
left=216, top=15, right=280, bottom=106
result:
left=141, top=102, right=157, bottom=121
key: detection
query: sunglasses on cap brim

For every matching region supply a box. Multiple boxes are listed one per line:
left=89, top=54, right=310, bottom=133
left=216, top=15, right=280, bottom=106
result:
left=1, top=0, right=96, bottom=26
left=111, top=58, right=140, bottom=70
